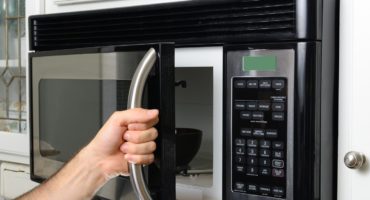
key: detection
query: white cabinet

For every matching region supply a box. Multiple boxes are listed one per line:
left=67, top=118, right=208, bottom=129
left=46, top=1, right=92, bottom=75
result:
left=337, top=0, right=370, bottom=199
left=0, top=162, right=38, bottom=199
left=43, top=0, right=187, bottom=14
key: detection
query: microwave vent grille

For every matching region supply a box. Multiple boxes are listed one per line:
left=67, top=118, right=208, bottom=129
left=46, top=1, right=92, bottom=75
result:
left=30, top=0, right=296, bottom=50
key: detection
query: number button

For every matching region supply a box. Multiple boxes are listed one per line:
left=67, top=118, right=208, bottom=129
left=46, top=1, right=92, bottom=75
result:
left=259, top=158, right=271, bottom=167
left=235, top=138, right=246, bottom=146
left=247, top=148, right=258, bottom=156
left=247, top=157, right=258, bottom=166
left=246, top=167, right=258, bottom=176
left=235, top=146, right=245, bottom=155
left=260, top=149, right=271, bottom=158
left=235, top=156, right=245, bottom=164
left=260, top=140, right=271, bottom=148
left=247, top=139, right=258, bottom=148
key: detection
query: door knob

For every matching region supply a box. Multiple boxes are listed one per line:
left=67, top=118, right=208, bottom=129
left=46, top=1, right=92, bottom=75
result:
left=344, top=151, right=366, bottom=169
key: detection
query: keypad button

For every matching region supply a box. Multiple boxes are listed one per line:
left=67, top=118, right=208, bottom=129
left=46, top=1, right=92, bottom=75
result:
left=272, top=79, right=285, bottom=89
left=259, top=168, right=271, bottom=176
left=259, top=158, right=271, bottom=167
left=240, top=111, right=252, bottom=119
left=272, top=169, right=285, bottom=178
left=235, top=165, right=245, bottom=173
left=273, top=151, right=284, bottom=159
left=272, top=159, right=285, bottom=169
left=259, top=80, right=272, bottom=89
left=247, top=184, right=258, bottom=193
left=247, top=148, right=258, bottom=156
left=247, top=80, right=258, bottom=88
left=260, top=140, right=271, bottom=148
left=235, top=156, right=245, bottom=164
left=247, top=157, right=258, bottom=166
left=272, top=141, right=284, bottom=150
left=246, top=101, right=258, bottom=110
left=235, top=146, right=245, bottom=155
left=272, top=103, right=285, bottom=111
left=234, top=80, right=246, bottom=88
left=272, top=112, right=285, bottom=121
left=240, top=128, right=252, bottom=136
left=247, top=139, right=258, bottom=147
left=260, top=149, right=271, bottom=158
left=272, top=187, right=285, bottom=197
left=246, top=167, right=258, bottom=176
left=235, top=138, right=246, bottom=146
left=266, top=129, right=278, bottom=138
left=252, top=129, right=265, bottom=138
left=234, top=182, right=246, bottom=191
left=234, top=102, right=246, bottom=110
left=252, top=112, right=264, bottom=120
left=258, top=102, right=270, bottom=111
left=259, top=186, right=271, bottom=195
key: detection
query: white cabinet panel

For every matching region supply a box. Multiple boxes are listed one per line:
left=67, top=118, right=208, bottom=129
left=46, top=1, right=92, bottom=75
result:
left=45, top=0, right=188, bottom=14
left=0, top=163, right=38, bottom=199
left=338, top=0, right=370, bottom=199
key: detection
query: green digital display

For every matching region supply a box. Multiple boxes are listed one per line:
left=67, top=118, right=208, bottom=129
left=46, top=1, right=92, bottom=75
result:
left=243, top=55, right=277, bottom=71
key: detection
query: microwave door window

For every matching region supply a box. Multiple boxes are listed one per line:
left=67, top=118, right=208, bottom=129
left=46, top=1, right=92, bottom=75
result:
left=38, top=79, right=131, bottom=162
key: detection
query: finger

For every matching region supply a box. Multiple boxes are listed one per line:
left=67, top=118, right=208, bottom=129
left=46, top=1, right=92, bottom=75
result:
left=121, top=141, right=156, bottom=154
left=124, top=154, right=155, bottom=165
left=124, top=128, right=158, bottom=143
left=128, top=117, right=159, bottom=131
left=111, top=108, right=159, bottom=126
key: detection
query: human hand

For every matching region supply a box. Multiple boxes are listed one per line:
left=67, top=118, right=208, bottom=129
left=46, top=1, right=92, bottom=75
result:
left=83, top=108, right=159, bottom=180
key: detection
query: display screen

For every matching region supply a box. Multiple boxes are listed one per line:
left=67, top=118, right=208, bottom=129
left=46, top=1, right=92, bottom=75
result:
left=243, top=55, right=277, bottom=71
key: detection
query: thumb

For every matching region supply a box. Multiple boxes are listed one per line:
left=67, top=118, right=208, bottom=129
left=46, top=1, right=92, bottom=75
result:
left=115, top=108, right=159, bottom=126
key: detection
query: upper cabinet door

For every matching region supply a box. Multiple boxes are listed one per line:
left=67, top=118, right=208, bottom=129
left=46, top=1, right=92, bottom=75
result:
left=44, top=0, right=186, bottom=14
left=338, top=1, right=370, bottom=200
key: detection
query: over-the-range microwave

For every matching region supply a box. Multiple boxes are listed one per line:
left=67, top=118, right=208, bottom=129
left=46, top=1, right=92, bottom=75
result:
left=28, top=1, right=338, bottom=200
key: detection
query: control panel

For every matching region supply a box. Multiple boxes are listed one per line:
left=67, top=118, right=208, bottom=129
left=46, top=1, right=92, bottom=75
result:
left=232, top=77, right=287, bottom=198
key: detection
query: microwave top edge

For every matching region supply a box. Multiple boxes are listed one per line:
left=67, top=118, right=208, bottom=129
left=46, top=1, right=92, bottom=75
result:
left=28, top=0, right=337, bottom=51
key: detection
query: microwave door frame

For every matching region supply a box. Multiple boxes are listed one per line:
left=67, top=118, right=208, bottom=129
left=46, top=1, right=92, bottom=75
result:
left=29, top=43, right=176, bottom=200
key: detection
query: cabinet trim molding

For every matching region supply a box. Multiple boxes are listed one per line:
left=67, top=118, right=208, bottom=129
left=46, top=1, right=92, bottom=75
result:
left=54, top=0, right=123, bottom=6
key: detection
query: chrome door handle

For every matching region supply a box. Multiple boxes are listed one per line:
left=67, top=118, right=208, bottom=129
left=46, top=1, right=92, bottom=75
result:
left=127, top=48, right=157, bottom=200
left=344, top=151, right=366, bottom=169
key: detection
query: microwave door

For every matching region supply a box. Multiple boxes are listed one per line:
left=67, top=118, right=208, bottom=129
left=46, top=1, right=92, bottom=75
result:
left=29, top=43, right=175, bottom=200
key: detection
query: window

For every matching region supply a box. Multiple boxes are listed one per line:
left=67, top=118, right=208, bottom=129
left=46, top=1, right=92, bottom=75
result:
left=0, top=0, right=26, bottom=133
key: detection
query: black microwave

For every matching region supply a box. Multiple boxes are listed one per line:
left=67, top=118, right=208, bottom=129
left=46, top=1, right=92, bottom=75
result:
left=29, top=1, right=338, bottom=200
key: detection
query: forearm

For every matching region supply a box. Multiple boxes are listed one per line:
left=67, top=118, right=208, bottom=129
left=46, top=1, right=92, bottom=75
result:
left=17, top=147, right=107, bottom=200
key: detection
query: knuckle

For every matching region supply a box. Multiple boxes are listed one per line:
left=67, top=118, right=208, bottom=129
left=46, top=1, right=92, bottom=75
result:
left=151, top=128, right=158, bottom=139
left=149, top=142, right=157, bottom=152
